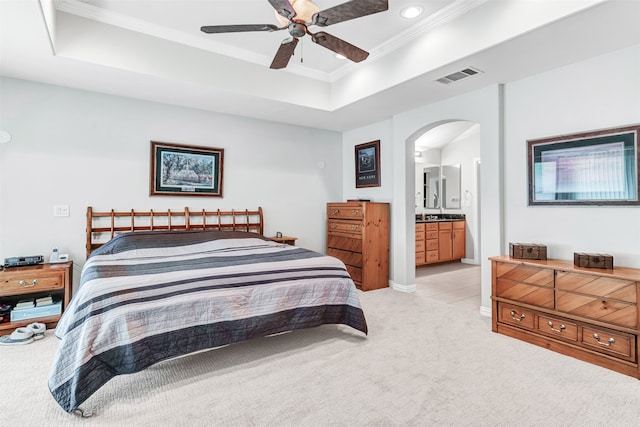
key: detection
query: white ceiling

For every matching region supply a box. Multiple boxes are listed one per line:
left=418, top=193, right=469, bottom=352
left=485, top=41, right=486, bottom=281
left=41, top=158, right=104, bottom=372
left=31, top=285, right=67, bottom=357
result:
left=1, top=0, right=639, bottom=132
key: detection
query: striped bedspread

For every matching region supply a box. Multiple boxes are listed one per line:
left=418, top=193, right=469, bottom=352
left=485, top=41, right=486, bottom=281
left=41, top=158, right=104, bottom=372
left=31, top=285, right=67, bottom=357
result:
left=48, top=230, right=368, bottom=413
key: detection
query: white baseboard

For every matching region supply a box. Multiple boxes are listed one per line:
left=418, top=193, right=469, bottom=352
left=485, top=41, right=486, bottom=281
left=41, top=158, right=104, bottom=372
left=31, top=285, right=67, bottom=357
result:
left=390, top=281, right=416, bottom=293
left=479, top=305, right=491, bottom=318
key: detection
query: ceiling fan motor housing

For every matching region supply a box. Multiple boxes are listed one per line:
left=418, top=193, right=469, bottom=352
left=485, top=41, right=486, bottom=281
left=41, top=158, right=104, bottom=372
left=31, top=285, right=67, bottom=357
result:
left=288, top=22, right=307, bottom=37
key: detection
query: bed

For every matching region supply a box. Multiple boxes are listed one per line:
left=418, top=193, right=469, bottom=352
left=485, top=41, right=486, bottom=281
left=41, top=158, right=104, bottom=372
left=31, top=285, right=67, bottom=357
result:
left=48, top=207, right=368, bottom=413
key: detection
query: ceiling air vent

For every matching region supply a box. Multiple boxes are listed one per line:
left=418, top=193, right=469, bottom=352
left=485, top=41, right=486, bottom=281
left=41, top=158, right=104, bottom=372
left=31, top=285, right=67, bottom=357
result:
left=436, top=67, right=483, bottom=84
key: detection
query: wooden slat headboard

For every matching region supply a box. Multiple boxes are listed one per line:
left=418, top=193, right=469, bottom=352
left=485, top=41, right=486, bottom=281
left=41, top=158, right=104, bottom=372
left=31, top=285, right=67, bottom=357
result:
left=86, top=206, right=264, bottom=257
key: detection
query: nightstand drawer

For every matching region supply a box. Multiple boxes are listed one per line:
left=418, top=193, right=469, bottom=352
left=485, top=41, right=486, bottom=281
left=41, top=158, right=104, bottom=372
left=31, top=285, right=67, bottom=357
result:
left=0, top=271, right=64, bottom=296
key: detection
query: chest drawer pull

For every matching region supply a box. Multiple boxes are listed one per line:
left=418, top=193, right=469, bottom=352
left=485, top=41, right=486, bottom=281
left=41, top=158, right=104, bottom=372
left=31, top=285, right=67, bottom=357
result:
left=592, top=334, right=615, bottom=347
left=509, top=310, right=525, bottom=322
left=546, top=321, right=566, bottom=334
left=19, top=279, right=39, bottom=288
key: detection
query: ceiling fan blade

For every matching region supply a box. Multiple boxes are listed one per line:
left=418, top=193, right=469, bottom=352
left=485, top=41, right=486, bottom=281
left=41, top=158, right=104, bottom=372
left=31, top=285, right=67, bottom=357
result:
left=268, top=0, right=296, bottom=21
left=310, top=31, right=368, bottom=62
left=270, top=37, right=299, bottom=69
left=201, top=24, right=281, bottom=34
left=313, top=0, right=388, bottom=27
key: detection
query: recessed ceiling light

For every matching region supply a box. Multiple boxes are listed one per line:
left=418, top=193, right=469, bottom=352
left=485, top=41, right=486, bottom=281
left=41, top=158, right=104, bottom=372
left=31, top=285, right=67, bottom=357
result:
left=401, top=6, right=423, bottom=19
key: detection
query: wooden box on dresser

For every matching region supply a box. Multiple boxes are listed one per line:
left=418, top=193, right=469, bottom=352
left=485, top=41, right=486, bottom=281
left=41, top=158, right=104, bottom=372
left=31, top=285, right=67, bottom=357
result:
left=0, top=262, right=72, bottom=333
left=327, top=201, right=389, bottom=291
left=490, top=255, right=640, bottom=378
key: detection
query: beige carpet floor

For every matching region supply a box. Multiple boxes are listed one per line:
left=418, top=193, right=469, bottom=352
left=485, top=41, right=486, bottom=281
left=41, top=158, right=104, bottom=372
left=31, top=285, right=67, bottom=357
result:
left=1, top=265, right=639, bottom=426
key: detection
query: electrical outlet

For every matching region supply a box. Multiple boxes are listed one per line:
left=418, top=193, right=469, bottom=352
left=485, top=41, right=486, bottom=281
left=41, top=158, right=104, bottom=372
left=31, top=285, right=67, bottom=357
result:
left=53, top=205, right=70, bottom=217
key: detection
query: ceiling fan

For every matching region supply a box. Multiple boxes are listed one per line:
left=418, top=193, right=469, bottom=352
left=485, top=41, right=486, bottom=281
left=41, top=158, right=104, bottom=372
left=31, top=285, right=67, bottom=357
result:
left=200, top=0, right=389, bottom=69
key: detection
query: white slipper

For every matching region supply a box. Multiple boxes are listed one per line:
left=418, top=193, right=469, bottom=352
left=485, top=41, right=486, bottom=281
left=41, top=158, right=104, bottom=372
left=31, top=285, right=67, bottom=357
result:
left=27, top=322, right=46, bottom=340
left=0, top=327, right=34, bottom=346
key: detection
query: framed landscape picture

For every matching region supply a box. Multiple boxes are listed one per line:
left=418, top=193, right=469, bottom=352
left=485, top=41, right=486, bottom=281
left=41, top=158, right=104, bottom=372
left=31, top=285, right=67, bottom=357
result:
left=150, top=141, right=224, bottom=197
left=355, top=140, right=381, bottom=188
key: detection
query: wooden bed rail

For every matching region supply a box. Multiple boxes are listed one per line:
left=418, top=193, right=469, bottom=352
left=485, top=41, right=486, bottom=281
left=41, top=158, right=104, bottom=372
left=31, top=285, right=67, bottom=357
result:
left=86, top=206, right=264, bottom=257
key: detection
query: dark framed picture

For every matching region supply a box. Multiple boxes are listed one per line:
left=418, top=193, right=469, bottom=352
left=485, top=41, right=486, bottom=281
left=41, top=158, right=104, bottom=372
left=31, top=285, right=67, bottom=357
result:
left=528, top=124, right=640, bottom=206
left=355, top=140, right=381, bottom=188
left=150, top=141, right=224, bottom=197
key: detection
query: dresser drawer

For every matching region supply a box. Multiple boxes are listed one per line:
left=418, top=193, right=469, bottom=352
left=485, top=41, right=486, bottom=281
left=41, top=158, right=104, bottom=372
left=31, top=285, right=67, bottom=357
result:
left=327, top=235, right=362, bottom=253
left=415, top=223, right=425, bottom=233
left=555, top=271, right=636, bottom=303
left=581, top=325, right=636, bottom=362
left=327, top=205, right=363, bottom=220
left=327, top=248, right=362, bottom=268
left=416, top=231, right=425, bottom=241
left=495, top=262, right=554, bottom=287
left=498, top=302, right=535, bottom=330
left=0, top=270, right=64, bottom=296
left=425, top=223, right=438, bottom=231
left=426, top=231, right=438, bottom=240
left=536, top=314, right=578, bottom=342
left=426, top=239, right=438, bottom=251
left=495, top=278, right=554, bottom=308
left=416, top=251, right=426, bottom=264
left=415, top=239, right=425, bottom=252
left=328, top=219, right=363, bottom=237
left=345, top=264, right=362, bottom=284
left=556, top=290, right=637, bottom=328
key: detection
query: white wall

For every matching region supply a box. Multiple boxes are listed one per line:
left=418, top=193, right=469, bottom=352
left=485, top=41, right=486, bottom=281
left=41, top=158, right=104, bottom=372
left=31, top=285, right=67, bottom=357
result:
left=503, top=45, right=640, bottom=267
left=441, top=125, right=481, bottom=262
left=342, top=45, right=640, bottom=315
left=0, top=78, right=343, bottom=288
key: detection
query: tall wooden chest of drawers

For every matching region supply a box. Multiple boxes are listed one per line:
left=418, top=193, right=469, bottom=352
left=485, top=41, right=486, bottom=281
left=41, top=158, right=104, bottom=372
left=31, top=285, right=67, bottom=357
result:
left=490, top=256, right=640, bottom=378
left=326, top=201, right=390, bottom=291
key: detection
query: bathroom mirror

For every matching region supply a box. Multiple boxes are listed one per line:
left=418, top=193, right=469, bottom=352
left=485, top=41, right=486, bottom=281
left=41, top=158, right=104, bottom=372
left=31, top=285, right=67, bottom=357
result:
left=441, top=164, right=461, bottom=209
left=423, top=166, right=440, bottom=208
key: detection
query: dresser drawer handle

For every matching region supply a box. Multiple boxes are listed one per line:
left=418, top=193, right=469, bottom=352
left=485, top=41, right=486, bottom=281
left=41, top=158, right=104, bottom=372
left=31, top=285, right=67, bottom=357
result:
left=19, top=279, right=39, bottom=288
left=330, top=224, right=337, bottom=229
left=547, top=321, right=565, bottom=333
left=592, top=333, right=615, bottom=347
left=351, top=210, right=359, bottom=216
left=331, top=209, right=340, bottom=215
left=509, top=310, right=525, bottom=322
left=351, top=225, right=359, bottom=230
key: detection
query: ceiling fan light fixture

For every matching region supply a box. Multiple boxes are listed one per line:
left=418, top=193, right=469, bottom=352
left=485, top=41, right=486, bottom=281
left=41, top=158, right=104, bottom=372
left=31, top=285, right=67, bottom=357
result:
left=275, top=0, right=321, bottom=26
left=335, top=53, right=347, bottom=60
left=400, top=5, right=423, bottom=19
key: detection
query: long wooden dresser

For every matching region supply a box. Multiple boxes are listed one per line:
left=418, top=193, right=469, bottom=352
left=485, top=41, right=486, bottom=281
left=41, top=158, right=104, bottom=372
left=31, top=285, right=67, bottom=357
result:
left=326, top=201, right=390, bottom=291
left=490, top=255, right=640, bottom=378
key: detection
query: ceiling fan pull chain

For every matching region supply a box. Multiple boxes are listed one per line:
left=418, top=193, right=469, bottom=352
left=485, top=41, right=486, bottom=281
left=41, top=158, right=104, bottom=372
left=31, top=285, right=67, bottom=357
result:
left=301, top=39, right=304, bottom=64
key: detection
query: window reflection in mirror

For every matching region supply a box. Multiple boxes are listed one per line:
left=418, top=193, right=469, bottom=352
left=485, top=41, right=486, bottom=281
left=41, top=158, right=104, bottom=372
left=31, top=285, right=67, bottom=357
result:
left=423, top=166, right=440, bottom=209
left=442, top=164, right=461, bottom=209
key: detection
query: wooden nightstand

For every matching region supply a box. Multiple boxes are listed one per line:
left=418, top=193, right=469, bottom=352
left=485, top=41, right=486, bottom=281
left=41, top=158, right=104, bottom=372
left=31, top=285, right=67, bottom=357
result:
left=0, top=262, right=72, bottom=333
left=268, top=236, right=298, bottom=246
